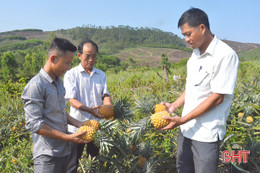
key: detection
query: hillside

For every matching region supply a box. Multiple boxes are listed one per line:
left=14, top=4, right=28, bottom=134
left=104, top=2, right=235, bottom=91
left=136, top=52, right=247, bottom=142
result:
left=113, top=47, right=192, bottom=66
left=0, top=26, right=260, bottom=66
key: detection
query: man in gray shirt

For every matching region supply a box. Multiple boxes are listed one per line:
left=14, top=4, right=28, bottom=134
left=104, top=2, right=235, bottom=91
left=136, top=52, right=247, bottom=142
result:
left=21, top=37, right=89, bottom=173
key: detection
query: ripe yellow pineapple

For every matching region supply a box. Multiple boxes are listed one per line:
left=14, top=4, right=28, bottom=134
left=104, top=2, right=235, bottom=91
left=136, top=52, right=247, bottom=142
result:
left=83, top=119, right=99, bottom=131
left=154, top=104, right=166, bottom=113
left=246, top=116, right=253, bottom=123
left=150, top=111, right=170, bottom=129
left=99, top=105, right=114, bottom=120
left=238, top=112, right=244, bottom=119
left=12, top=126, right=17, bottom=132
left=77, top=126, right=96, bottom=142
left=126, top=128, right=131, bottom=133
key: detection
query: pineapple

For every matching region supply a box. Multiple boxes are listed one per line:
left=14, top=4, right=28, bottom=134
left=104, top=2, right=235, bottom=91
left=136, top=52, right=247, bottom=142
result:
left=238, top=112, right=244, bottom=119
left=246, top=116, right=253, bottom=123
left=137, top=157, right=147, bottom=168
left=154, top=104, right=166, bottom=113
left=83, top=119, right=99, bottom=131
left=77, top=126, right=96, bottom=142
left=99, top=105, right=114, bottom=120
left=150, top=111, right=170, bottom=129
left=126, top=128, right=131, bottom=133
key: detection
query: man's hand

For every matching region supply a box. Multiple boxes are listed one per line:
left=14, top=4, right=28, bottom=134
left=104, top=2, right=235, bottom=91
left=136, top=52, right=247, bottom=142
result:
left=91, top=106, right=104, bottom=119
left=66, top=131, right=90, bottom=144
left=160, top=116, right=184, bottom=131
left=37, top=123, right=90, bottom=144
left=160, top=101, right=176, bottom=114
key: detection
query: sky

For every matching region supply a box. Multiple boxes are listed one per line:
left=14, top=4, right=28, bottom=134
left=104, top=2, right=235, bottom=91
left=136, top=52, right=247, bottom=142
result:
left=0, top=0, right=259, bottom=44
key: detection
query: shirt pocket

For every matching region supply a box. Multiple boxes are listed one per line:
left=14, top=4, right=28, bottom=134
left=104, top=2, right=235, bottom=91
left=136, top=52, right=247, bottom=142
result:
left=194, top=71, right=211, bottom=91
left=45, top=88, right=63, bottom=113
left=95, top=83, right=103, bottom=95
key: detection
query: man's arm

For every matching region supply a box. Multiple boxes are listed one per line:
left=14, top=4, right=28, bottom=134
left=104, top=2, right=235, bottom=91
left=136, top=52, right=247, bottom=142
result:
left=69, top=98, right=103, bottom=119
left=161, top=91, right=186, bottom=114
left=161, top=93, right=224, bottom=130
left=37, top=123, right=89, bottom=143
left=66, top=113, right=84, bottom=128
left=103, top=94, right=112, bottom=105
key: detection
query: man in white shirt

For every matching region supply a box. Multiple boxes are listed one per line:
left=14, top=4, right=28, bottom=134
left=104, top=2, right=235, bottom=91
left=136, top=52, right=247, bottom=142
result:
left=64, top=40, right=112, bottom=173
left=161, top=8, right=239, bottom=172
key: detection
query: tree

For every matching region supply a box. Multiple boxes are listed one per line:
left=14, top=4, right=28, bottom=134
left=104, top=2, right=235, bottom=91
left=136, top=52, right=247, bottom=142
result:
left=160, top=54, right=171, bottom=82
left=21, top=53, right=38, bottom=79
left=127, top=57, right=136, bottom=68
left=1, top=51, right=17, bottom=81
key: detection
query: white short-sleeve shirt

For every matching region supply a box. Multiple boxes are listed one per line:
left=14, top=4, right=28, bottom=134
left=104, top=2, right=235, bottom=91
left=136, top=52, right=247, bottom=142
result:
left=64, top=64, right=109, bottom=133
left=180, top=36, right=239, bottom=142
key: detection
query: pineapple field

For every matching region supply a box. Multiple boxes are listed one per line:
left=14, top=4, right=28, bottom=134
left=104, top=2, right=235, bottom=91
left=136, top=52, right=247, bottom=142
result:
left=0, top=59, right=259, bottom=173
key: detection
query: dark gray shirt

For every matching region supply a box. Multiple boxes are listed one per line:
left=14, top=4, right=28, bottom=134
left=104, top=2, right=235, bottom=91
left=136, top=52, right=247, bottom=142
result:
left=21, top=69, right=70, bottom=159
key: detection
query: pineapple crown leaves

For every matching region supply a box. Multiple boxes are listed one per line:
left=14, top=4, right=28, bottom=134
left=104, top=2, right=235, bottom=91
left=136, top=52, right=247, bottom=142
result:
left=95, top=119, right=119, bottom=154
left=146, top=156, right=177, bottom=173
left=134, top=94, right=160, bottom=115
left=94, top=132, right=114, bottom=155
left=98, top=155, right=140, bottom=173
left=113, top=97, right=133, bottom=120
left=128, top=117, right=153, bottom=144
left=97, top=119, right=133, bottom=157
left=136, top=141, right=153, bottom=158
left=140, top=156, right=164, bottom=173
left=97, top=132, right=141, bottom=173
left=78, top=154, right=98, bottom=173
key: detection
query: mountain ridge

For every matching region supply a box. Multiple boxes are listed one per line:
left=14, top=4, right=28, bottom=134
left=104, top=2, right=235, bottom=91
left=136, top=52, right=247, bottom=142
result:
left=0, top=26, right=259, bottom=66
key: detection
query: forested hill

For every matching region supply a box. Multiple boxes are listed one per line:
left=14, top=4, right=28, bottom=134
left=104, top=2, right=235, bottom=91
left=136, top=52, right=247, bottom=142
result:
left=0, top=26, right=188, bottom=54
left=56, top=25, right=187, bottom=54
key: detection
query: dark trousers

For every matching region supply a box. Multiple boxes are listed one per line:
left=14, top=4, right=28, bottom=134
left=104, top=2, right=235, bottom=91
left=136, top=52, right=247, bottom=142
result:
left=67, top=142, right=99, bottom=173
left=34, top=155, right=69, bottom=173
left=176, top=131, right=220, bottom=173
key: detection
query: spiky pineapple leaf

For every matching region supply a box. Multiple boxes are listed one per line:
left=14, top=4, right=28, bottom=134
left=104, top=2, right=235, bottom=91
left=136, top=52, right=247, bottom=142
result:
left=134, top=95, right=158, bottom=115
left=129, top=117, right=152, bottom=144
left=78, top=154, right=98, bottom=173
left=113, top=97, right=133, bottom=120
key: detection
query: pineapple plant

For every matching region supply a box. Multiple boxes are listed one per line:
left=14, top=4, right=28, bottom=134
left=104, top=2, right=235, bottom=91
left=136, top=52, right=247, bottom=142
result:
left=77, top=126, right=96, bottom=142
left=154, top=104, right=166, bottom=113
left=83, top=119, right=99, bottom=131
left=150, top=111, right=170, bottom=129
left=98, top=105, right=114, bottom=120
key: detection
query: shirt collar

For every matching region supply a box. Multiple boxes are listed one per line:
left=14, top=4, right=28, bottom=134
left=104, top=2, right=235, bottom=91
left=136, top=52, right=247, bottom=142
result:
left=78, top=63, right=98, bottom=75
left=204, top=35, right=218, bottom=56
left=40, top=68, right=54, bottom=83
left=194, top=35, right=218, bottom=58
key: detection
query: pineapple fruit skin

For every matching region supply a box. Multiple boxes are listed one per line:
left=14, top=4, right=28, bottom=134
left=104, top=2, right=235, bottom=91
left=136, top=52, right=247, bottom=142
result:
left=154, top=104, right=166, bottom=113
left=83, top=119, right=99, bottom=131
left=99, top=105, right=114, bottom=120
left=151, top=111, right=170, bottom=129
left=77, top=126, right=96, bottom=142
left=137, top=157, right=147, bottom=168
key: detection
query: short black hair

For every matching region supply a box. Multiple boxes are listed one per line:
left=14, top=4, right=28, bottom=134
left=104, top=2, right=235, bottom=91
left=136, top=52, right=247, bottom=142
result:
left=178, top=8, right=210, bottom=30
left=78, top=39, right=98, bottom=54
left=48, top=37, right=77, bottom=57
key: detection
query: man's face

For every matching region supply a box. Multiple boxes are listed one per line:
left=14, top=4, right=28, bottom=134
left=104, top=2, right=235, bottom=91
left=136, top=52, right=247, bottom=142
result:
left=79, top=43, right=97, bottom=72
left=181, top=23, right=205, bottom=49
left=53, top=51, right=74, bottom=77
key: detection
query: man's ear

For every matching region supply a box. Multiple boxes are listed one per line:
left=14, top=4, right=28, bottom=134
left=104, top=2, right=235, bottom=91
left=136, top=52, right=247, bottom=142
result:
left=50, top=54, right=59, bottom=64
left=77, top=53, right=82, bottom=59
left=199, top=24, right=206, bottom=33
